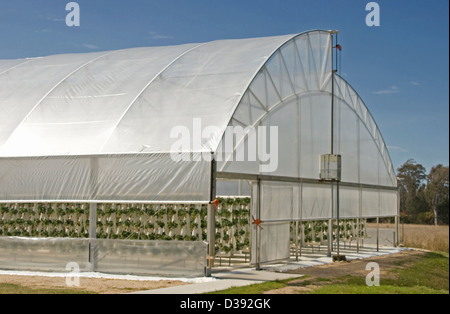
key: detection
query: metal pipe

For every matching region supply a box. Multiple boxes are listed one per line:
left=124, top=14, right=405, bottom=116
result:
left=89, top=203, right=97, bottom=272
left=295, top=221, right=299, bottom=262
left=207, top=156, right=217, bottom=272
left=256, top=178, right=262, bottom=270
left=376, top=216, right=380, bottom=252
left=336, top=182, right=340, bottom=256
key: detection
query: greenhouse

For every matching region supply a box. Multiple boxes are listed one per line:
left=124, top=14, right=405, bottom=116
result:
left=0, top=30, right=399, bottom=277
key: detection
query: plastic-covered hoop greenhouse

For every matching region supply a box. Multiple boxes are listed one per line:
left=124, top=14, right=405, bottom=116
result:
left=0, top=30, right=398, bottom=276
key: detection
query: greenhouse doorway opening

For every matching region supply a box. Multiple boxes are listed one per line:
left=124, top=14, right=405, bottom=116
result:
left=214, top=176, right=399, bottom=270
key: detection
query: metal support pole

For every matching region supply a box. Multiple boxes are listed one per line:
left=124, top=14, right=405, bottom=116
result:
left=256, top=178, right=262, bottom=270
left=396, top=187, right=400, bottom=247
left=300, top=222, right=304, bottom=257
left=327, top=218, right=333, bottom=257
left=207, top=156, right=217, bottom=274
left=336, top=182, right=340, bottom=257
left=376, top=217, right=380, bottom=252
left=89, top=203, right=97, bottom=271
left=394, top=216, right=398, bottom=248
left=207, top=203, right=216, bottom=270
left=327, top=178, right=333, bottom=257
left=295, top=221, right=299, bottom=262
left=89, top=157, right=98, bottom=272
left=357, top=217, right=360, bottom=253
left=393, top=230, right=396, bottom=248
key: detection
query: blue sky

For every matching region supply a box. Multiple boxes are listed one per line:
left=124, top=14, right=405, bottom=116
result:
left=0, top=0, right=448, bottom=173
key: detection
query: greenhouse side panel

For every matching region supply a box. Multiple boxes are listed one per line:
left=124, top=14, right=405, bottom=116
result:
left=0, top=153, right=211, bottom=203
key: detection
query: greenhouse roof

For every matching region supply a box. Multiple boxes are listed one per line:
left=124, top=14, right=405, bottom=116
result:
left=0, top=33, right=295, bottom=157
left=0, top=30, right=398, bottom=204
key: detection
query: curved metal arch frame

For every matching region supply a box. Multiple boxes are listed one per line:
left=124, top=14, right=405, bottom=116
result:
left=212, top=29, right=331, bottom=153
left=217, top=31, right=397, bottom=188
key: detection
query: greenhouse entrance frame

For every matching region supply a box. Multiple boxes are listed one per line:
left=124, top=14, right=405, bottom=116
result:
left=216, top=172, right=400, bottom=269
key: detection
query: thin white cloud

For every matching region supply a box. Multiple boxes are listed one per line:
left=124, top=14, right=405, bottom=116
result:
left=146, top=31, right=172, bottom=40
left=39, top=14, right=65, bottom=23
left=81, top=44, right=100, bottom=50
left=372, top=85, right=399, bottom=95
left=388, top=145, right=409, bottom=153
left=67, top=42, right=101, bottom=50
left=410, top=81, right=421, bottom=86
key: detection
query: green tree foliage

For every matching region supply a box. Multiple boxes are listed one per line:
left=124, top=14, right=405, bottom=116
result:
left=398, top=159, right=449, bottom=225
left=397, top=159, right=429, bottom=224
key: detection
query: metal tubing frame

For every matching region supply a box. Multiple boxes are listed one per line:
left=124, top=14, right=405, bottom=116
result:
left=207, top=156, right=217, bottom=272
left=256, top=178, right=262, bottom=270
left=217, top=172, right=398, bottom=192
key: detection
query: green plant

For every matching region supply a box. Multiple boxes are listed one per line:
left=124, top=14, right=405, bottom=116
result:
left=177, top=209, right=187, bottom=218
left=167, top=221, right=178, bottom=230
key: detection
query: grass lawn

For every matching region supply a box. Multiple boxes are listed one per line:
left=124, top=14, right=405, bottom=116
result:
left=207, top=251, right=449, bottom=294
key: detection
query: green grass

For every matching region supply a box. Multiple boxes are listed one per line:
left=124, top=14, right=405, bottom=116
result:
left=386, top=252, right=449, bottom=291
left=206, top=280, right=290, bottom=294
left=309, top=284, right=447, bottom=294
left=310, top=252, right=449, bottom=294
left=0, top=283, right=93, bottom=294
left=208, top=251, right=449, bottom=295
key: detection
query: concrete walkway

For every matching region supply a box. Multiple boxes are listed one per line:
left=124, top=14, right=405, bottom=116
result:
left=131, top=269, right=301, bottom=294
left=131, top=245, right=405, bottom=294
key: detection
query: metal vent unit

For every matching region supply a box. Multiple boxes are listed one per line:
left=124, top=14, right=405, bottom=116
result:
left=320, top=154, right=342, bottom=182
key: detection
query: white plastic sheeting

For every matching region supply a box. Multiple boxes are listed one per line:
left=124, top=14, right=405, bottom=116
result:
left=0, top=237, right=208, bottom=277
left=233, top=31, right=398, bottom=264
left=257, top=180, right=397, bottom=222
left=0, top=36, right=294, bottom=157
left=1, top=30, right=397, bottom=219
left=0, top=154, right=211, bottom=203
left=0, top=34, right=294, bottom=202
left=0, top=237, right=90, bottom=272
left=251, top=179, right=397, bottom=264
left=218, top=31, right=396, bottom=189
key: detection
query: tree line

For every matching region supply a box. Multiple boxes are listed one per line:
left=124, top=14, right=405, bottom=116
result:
left=397, top=159, right=449, bottom=225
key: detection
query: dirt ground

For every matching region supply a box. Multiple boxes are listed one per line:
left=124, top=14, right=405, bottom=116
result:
left=0, top=250, right=427, bottom=294
left=264, top=249, right=427, bottom=294
left=0, top=274, right=188, bottom=294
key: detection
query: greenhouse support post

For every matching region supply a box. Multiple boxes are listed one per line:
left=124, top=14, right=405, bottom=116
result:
left=328, top=217, right=333, bottom=257
left=256, top=178, right=262, bottom=270
left=356, top=217, right=360, bottom=253
left=88, top=157, right=99, bottom=271
left=89, top=203, right=98, bottom=271
left=376, top=217, right=380, bottom=252
left=336, top=182, right=340, bottom=256
left=396, top=187, right=400, bottom=247
left=207, top=156, right=216, bottom=273
left=295, top=221, right=299, bottom=262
